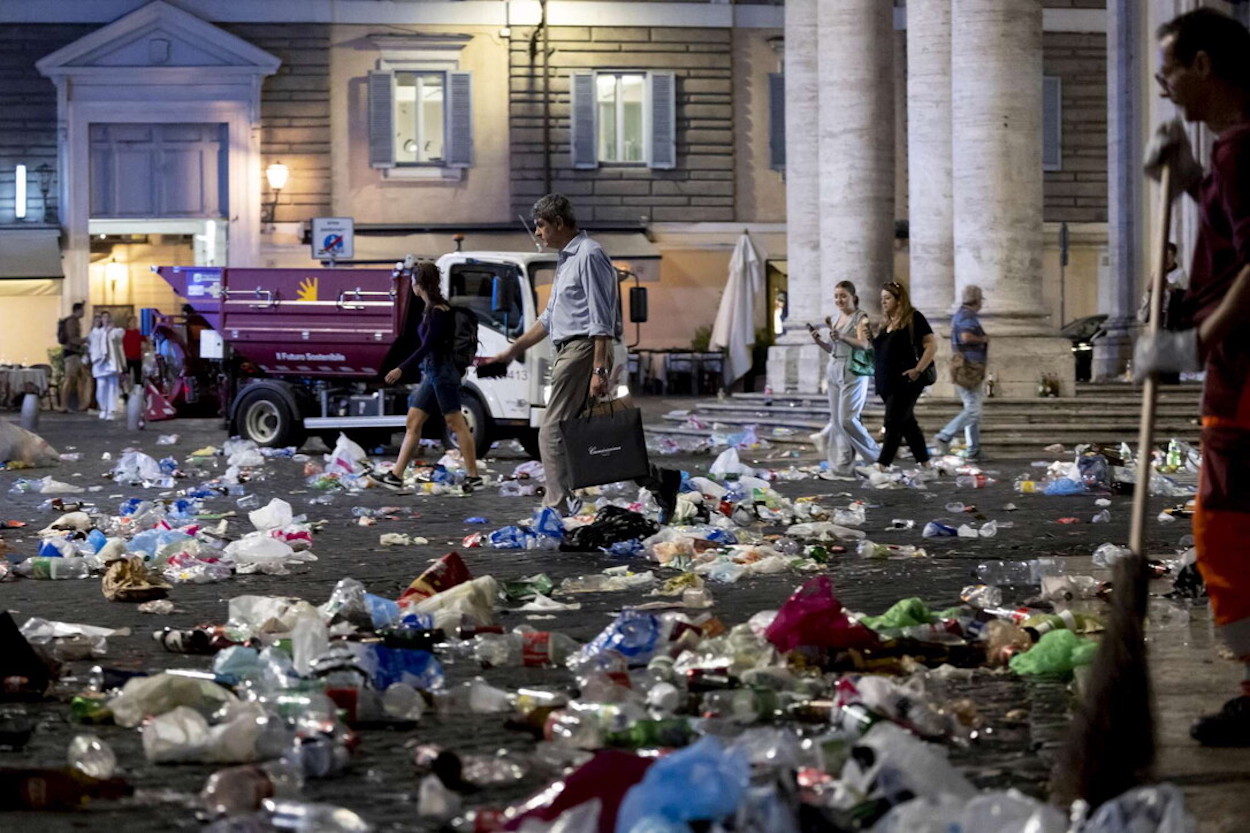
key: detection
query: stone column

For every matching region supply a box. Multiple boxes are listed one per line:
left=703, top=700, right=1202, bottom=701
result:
left=906, top=0, right=954, bottom=321
left=817, top=0, right=895, bottom=316
left=767, top=0, right=822, bottom=393
left=951, top=0, right=1072, bottom=396
left=1095, top=0, right=1144, bottom=380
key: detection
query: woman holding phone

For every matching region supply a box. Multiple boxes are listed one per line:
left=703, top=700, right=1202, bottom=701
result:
left=809, top=281, right=879, bottom=476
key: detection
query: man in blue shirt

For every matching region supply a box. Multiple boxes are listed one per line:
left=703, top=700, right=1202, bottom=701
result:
left=487, top=194, right=679, bottom=520
left=934, top=285, right=989, bottom=461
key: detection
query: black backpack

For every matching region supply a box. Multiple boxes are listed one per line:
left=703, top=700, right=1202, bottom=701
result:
left=448, top=305, right=480, bottom=373
left=56, top=317, right=70, bottom=345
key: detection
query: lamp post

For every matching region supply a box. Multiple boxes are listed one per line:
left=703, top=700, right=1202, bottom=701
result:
left=35, top=163, right=53, bottom=224
left=262, top=161, right=289, bottom=228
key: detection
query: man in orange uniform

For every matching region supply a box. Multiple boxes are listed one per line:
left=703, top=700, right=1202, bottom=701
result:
left=1138, top=8, right=1250, bottom=745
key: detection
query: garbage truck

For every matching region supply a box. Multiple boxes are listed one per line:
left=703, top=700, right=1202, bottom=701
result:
left=149, top=251, right=639, bottom=456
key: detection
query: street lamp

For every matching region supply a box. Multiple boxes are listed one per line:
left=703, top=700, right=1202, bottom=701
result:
left=35, top=163, right=54, bottom=224
left=262, top=161, right=289, bottom=227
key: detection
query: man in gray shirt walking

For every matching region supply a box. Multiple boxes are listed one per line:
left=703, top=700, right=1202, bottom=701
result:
left=487, top=194, right=679, bottom=520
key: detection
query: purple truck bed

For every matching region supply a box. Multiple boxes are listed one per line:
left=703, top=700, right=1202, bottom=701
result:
left=153, top=265, right=406, bottom=378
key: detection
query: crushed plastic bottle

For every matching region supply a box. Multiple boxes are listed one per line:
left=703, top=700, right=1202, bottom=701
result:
left=472, top=629, right=579, bottom=668
left=955, top=475, right=994, bottom=489
left=67, top=734, right=117, bottom=779
left=923, top=521, right=958, bottom=538
left=1092, top=542, right=1134, bottom=568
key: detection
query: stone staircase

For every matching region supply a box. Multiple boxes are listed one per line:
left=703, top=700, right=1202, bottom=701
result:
left=649, top=382, right=1203, bottom=459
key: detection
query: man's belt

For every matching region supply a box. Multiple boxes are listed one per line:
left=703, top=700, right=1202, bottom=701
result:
left=554, top=334, right=590, bottom=352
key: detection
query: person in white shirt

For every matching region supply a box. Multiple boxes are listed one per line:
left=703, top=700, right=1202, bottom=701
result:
left=87, top=310, right=125, bottom=420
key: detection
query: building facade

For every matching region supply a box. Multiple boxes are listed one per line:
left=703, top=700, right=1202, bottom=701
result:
left=0, top=0, right=1172, bottom=397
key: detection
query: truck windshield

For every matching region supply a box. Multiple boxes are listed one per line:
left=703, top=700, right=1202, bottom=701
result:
left=449, top=264, right=525, bottom=337
left=529, top=263, right=555, bottom=314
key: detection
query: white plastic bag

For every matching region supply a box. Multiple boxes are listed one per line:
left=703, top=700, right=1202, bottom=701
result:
left=248, top=497, right=294, bottom=531
left=112, top=450, right=163, bottom=483
left=324, top=432, right=368, bottom=476
left=710, top=448, right=751, bottom=479
left=1079, top=783, right=1196, bottom=833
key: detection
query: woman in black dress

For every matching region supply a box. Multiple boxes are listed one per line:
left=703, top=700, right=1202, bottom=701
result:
left=859, top=280, right=938, bottom=471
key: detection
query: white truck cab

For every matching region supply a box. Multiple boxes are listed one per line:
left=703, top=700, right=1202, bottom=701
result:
left=436, top=250, right=633, bottom=457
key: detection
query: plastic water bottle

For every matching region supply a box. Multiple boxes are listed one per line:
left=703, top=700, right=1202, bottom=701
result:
left=263, top=798, right=371, bottom=832
left=14, top=557, right=91, bottom=580
left=974, top=558, right=1064, bottom=585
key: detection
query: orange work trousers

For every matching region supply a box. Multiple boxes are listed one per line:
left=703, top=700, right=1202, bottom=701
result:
left=1193, top=419, right=1250, bottom=659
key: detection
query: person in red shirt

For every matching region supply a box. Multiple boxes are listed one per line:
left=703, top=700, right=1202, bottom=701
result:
left=1138, top=8, right=1250, bottom=745
left=121, top=314, right=145, bottom=391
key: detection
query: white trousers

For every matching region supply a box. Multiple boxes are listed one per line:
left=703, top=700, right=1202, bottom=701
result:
left=821, top=367, right=879, bottom=468
left=95, top=373, right=120, bottom=417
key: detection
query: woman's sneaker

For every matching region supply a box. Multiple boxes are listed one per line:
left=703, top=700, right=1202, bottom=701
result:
left=462, top=475, right=484, bottom=494
left=368, top=469, right=405, bottom=490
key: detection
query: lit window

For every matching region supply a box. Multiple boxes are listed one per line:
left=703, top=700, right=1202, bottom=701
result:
left=395, top=72, right=445, bottom=165
left=596, top=73, right=645, bottom=164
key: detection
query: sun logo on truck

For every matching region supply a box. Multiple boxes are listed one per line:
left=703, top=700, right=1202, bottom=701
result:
left=297, top=276, right=319, bottom=302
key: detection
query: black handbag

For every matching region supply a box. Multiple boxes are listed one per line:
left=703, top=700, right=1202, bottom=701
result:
left=558, top=401, right=652, bottom=489
left=909, top=321, right=937, bottom=387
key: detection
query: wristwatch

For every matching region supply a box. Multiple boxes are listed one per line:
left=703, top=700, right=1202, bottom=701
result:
left=592, top=366, right=609, bottom=378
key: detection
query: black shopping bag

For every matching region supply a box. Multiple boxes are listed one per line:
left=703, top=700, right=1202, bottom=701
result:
left=559, top=402, right=651, bottom=489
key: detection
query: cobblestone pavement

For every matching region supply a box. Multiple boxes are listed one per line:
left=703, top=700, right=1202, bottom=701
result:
left=0, top=407, right=1245, bottom=831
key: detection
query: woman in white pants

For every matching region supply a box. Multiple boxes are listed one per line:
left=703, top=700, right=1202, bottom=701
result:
left=809, top=281, right=879, bottom=476
left=88, top=311, right=125, bottom=420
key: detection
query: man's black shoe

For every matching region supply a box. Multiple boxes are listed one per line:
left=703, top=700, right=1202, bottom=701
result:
left=656, top=468, right=682, bottom=526
left=1191, top=695, right=1250, bottom=746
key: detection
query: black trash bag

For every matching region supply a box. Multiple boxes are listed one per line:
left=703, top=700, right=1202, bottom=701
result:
left=561, top=505, right=658, bottom=553
left=0, top=611, right=55, bottom=700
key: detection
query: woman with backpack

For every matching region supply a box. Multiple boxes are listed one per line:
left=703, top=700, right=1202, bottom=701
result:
left=371, top=260, right=482, bottom=492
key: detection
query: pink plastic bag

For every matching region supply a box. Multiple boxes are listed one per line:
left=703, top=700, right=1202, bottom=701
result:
left=764, top=575, right=880, bottom=653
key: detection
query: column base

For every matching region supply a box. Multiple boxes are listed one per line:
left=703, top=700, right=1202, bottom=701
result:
left=930, top=334, right=1075, bottom=399
left=767, top=338, right=823, bottom=394
left=1092, top=325, right=1134, bottom=382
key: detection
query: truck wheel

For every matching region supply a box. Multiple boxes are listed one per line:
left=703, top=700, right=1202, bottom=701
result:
left=444, top=393, right=491, bottom=460
left=236, top=387, right=304, bottom=448
left=518, top=429, right=542, bottom=461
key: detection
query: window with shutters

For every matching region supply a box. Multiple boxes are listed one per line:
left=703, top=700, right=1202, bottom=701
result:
left=768, top=73, right=785, bottom=172
left=570, top=71, right=676, bottom=171
left=596, top=73, right=645, bottom=164
left=395, top=71, right=445, bottom=165
left=1042, top=75, right=1062, bottom=172
left=370, top=50, right=472, bottom=175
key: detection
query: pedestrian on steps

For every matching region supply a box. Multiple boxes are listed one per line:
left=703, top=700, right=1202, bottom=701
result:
left=934, top=285, right=990, bottom=462
left=372, top=259, right=482, bottom=494
left=809, top=280, right=879, bottom=477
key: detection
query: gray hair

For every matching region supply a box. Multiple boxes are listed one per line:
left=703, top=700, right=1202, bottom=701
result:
left=532, top=194, right=578, bottom=229
left=961, top=284, right=983, bottom=305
